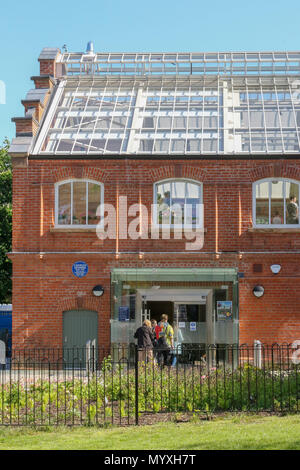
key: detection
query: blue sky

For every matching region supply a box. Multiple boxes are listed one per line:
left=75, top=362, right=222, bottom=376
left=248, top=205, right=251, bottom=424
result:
left=1, top=0, right=300, bottom=143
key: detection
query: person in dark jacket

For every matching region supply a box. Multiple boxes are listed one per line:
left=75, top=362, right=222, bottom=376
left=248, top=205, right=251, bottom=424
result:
left=287, top=195, right=299, bottom=224
left=134, top=320, right=154, bottom=363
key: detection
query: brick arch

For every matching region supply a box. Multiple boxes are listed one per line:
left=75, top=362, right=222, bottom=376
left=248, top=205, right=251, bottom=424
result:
left=248, top=163, right=276, bottom=182
left=182, top=166, right=207, bottom=182
left=83, top=167, right=109, bottom=182
left=284, top=164, right=300, bottom=181
left=249, top=162, right=300, bottom=182
left=51, top=166, right=108, bottom=183
left=148, top=165, right=175, bottom=182
left=148, top=165, right=206, bottom=183
left=57, top=295, right=100, bottom=314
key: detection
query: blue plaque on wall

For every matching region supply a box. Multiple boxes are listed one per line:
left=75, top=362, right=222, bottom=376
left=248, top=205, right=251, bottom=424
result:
left=119, top=306, right=130, bottom=321
left=72, top=261, right=89, bottom=278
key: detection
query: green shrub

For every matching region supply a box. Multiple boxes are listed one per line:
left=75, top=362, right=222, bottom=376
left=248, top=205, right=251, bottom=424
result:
left=0, top=364, right=298, bottom=425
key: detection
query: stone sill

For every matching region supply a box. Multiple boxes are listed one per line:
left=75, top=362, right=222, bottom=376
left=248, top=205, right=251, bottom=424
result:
left=249, top=228, right=300, bottom=233
left=50, top=226, right=103, bottom=233
left=149, top=227, right=207, bottom=234
left=50, top=226, right=207, bottom=234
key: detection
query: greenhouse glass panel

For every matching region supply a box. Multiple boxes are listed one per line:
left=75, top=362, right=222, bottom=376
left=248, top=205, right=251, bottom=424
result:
left=33, top=51, right=300, bottom=155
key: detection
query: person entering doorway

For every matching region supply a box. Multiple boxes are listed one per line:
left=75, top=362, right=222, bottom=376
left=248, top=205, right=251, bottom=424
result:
left=156, top=314, right=174, bottom=366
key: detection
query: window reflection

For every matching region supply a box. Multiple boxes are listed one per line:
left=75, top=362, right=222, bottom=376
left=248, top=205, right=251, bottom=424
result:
left=271, top=181, right=284, bottom=224
left=286, top=182, right=299, bottom=224
left=256, top=181, right=269, bottom=225
left=255, top=179, right=300, bottom=226
left=57, top=181, right=102, bottom=227
left=58, top=182, right=71, bottom=225
left=155, top=180, right=202, bottom=227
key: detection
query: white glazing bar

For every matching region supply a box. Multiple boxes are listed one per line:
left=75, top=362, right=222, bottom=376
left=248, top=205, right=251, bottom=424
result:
left=288, top=80, right=300, bottom=152
left=56, top=81, right=80, bottom=153
left=103, top=81, right=121, bottom=153
left=260, top=80, right=269, bottom=152
left=200, top=81, right=205, bottom=153
left=168, top=82, right=176, bottom=153
left=87, top=81, right=105, bottom=153
left=246, top=80, right=252, bottom=153
left=32, top=80, right=66, bottom=153
left=121, top=85, right=135, bottom=152
left=274, top=84, right=285, bottom=152
left=126, top=87, right=144, bottom=153
left=217, top=78, right=221, bottom=152
left=71, top=81, right=94, bottom=152
left=185, top=83, right=191, bottom=153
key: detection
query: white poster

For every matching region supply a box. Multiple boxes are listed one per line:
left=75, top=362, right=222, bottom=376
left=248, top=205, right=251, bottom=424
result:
left=190, top=322, right=197, bottom=331
left=178, top=322, right=186, bottom=329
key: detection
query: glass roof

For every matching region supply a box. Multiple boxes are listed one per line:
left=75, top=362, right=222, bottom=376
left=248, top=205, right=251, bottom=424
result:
left=58, top=52, right=300, bottom=77
left=33, top=75, right=300, bottom=155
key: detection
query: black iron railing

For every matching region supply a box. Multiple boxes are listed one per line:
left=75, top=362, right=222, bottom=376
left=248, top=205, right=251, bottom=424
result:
left=0, top=344, right=299, bottom=426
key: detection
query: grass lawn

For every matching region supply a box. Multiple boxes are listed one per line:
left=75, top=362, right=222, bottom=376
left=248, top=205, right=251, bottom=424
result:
left=0, top=414, right=300, bottom=450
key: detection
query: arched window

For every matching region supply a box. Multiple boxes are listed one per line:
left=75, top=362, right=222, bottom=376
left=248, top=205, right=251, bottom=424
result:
left=55, top=179, right=104, bottom=227
left=153, top=179, right=203, bottom=228
left=253, top=178, right=300, bottom=227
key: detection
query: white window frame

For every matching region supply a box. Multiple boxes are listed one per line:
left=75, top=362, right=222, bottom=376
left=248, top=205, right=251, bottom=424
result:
left=153, top=178, right=203, bottom=229
left=253, top=177, right=300, bottom=228
left=55, top=179, right=104, bottom=228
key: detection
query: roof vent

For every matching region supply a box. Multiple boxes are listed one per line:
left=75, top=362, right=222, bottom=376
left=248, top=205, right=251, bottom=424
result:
left=86, top=41, right=94, bottom=55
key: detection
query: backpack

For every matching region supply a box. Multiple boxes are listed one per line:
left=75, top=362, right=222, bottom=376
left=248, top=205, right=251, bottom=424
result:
left=157, top=322, right=170, bottom=349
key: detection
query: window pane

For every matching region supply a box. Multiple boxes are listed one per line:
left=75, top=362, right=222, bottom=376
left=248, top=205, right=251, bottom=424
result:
left=171, top=181, right=185, bottom=224
left=256, top=181, right=269, bottom=224
left=186, top=182, right=199, bottom=199
left=88, top=183, right=101, bottom=225
left=271, top=181, right=284, bottom=224
left=154, top=140, right=169, bottom=152
left=173, top=117, right=186, bottom=129
left=142, top=117, right=155, bottom=129
left=156, top=182, right=171, bottom=224
left=158, top=117, right=172, bottom=129
left=286, top=182, right=299, bottom=224
left=58, top=183, right=71, bottom=224
left=186, top=183, right=200, bottom=224
left=139, top=139, right=154, bottom=152
left=171, top=140, right=185, bottom=152
left=73, top=182, right=87, bottom=225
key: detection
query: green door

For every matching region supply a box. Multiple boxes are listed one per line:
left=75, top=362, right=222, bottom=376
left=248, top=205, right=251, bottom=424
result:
left=63, top=310, right=98, bottom=368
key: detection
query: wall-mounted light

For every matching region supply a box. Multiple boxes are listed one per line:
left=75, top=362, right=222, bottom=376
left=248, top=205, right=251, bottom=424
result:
left=253, top=285, right=264, bottom=298
left=270, top=264, right=281, bottom=274
left=92, top=285, right=104, bottom=297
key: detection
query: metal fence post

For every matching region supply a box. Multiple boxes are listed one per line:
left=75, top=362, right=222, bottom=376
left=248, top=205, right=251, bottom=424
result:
left=91, top=339, right=96, bottom=373
left=135, top=345, right=139, bottom=425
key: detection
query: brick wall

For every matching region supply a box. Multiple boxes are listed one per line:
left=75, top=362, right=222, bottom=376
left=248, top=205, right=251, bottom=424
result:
left=10, top=158, right=300, bottom=348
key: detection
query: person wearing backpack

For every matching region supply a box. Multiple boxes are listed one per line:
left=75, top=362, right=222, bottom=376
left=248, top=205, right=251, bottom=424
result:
left=157, top=314, right=174, bottom=366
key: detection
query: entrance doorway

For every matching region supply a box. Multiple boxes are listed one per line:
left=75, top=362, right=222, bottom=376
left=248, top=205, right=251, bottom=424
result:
left=146, top=301, right=174, bottom=324
left=136, top=288, right=213, bottom=345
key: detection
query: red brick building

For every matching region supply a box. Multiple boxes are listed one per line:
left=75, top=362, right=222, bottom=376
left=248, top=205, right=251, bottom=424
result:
left=8, top=46, right=300, bottom=353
